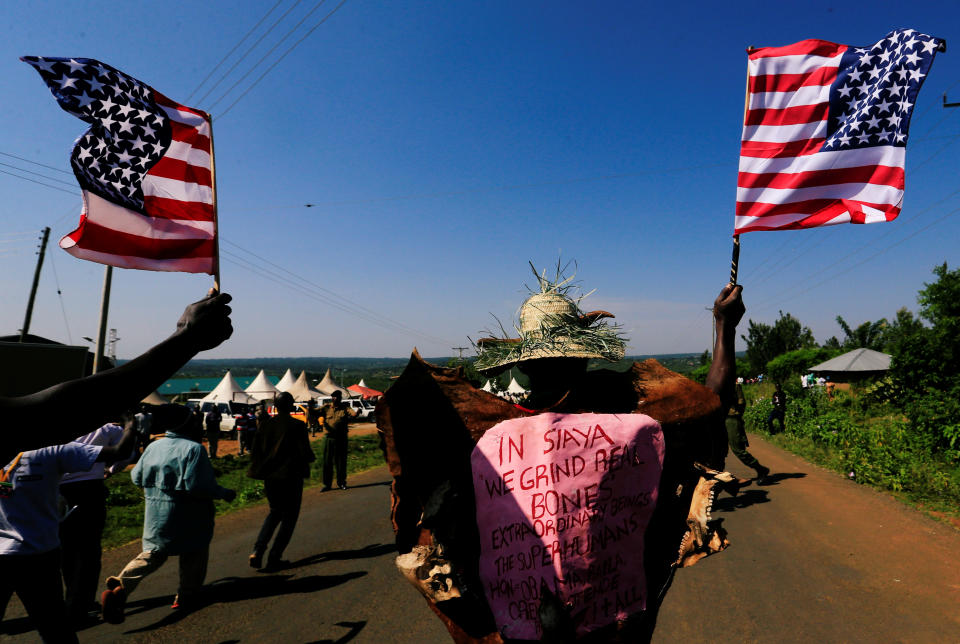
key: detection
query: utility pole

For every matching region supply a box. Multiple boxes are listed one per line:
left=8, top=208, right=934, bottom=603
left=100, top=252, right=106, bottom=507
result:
left=452, top=346, right=468, bottom=361
left=92, top=266, right=113, bottom=373
left=20, top=227, right=50, bottom=342
left=107, top=328, right=120, bottom=362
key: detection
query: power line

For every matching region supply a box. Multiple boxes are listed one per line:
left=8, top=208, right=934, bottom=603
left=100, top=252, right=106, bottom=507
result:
left=752, top=203, right=960, bottom=314
left=218, top=242, right=453, bottom=344
left=0, top=161, right=77, bottom=188
left=0, top=151, right=73, bottom=176
left=218, top=0, right=350, bottom=118
left=0, top=168, right=77, bottom=195
left=47, top=249, right=73, bottom=344
left=219, top=247, right=455, bottom=346
left=185, top=0, right=286, bottom=102
left=196, top=0, right=308, bottom=106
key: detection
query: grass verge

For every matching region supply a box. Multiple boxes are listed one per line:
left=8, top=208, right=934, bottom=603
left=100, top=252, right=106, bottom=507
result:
left=744, top=385, right=960, bottom=530
left=103, top=433, right=386, bottom=550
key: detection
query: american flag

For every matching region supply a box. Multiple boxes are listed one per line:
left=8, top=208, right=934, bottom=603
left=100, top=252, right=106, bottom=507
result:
left=22, top=56, right=217, bottom=274
left=736, top=29, right=942, bottom=234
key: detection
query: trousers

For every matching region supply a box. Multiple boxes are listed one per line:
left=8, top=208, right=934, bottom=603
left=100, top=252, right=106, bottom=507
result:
left=322, top=434, right=348, bottom=488
left=254, top=478, right=304, bottom=563
left=59, top=479, right=108, bottom=620
left=0, top=548, right=78, bottom=643
left=107, top=547, right=209, bottom=602
left=726, top=416, right=762, bottom=471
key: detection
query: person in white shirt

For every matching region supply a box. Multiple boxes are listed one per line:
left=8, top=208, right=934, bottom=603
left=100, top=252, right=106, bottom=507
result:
left=0, top=425, right=136, bottom=643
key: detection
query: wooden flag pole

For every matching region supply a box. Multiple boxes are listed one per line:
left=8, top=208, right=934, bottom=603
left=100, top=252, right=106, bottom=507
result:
left=730, top=47, right=755, bottom=286
left=208, top=113, right=221, bottom=292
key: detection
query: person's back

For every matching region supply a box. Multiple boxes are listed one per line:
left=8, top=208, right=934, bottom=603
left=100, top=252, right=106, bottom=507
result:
left=247, top=392, right=314, bottom=571
left=248, top=413, right=312, bottom=481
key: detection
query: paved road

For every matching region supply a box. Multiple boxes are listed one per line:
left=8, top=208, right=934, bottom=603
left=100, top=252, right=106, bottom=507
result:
left=654, top=433, right=960, bottom=643
left=3, top=468, right=448, bottom=644
left=4, top=433, right=959, bottom=642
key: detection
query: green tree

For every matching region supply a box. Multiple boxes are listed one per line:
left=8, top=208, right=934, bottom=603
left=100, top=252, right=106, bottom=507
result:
left=742, top=311, right=816, bottom=377
left=835, top=315, right=888, bottom=351
left=888, top=264, right=960, bottom=451
left=891, top=263, right=960, bottom=395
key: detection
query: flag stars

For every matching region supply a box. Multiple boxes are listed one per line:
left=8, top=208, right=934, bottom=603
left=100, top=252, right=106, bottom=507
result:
left=57, top=75, right=79, bottom=90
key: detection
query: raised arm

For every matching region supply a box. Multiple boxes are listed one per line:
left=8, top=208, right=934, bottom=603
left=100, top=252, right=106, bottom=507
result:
left=1, top=291, right=233, bottom=462
left=704, top=283, right=745, bottom=410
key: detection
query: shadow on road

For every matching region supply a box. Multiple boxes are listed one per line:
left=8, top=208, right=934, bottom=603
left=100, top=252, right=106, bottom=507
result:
left=122, top=571, right=367, bottom=634
left=713, top=472, right=807, bottom=513
left=306, top=619, right=367, bottom=643
left=714, top=489, right=770, bottom=512
left=757, top=472, right=806, bottom=486
left=331, top=481, right=390, bottom=491
left=286, top=543, right=396, bottom=570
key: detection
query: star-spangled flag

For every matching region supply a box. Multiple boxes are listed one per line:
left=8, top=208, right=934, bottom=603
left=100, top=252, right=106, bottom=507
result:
left=736, top=29, right=943, bottom=234
left=22, top=56, right=217, bottom=274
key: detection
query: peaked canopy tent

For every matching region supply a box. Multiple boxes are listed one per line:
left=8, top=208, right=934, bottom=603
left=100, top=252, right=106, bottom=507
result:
left=481, top=380, right=494, bottom=393
left=285, top=371, right=324, bottom=402
left=808, top=348, right=891, bottom=382
left=316, top=368, right=353, bottom=398
left=348, top=383, right=384, bottom=400
left=201, top=371, right=258, bottom=404
left=275, top=369, right=296, bottom=393
left=506, top=377, right=529, bottom=396
left=245, top=369, right=280, bottom=401
left=141, top=391, right=168, bottom=405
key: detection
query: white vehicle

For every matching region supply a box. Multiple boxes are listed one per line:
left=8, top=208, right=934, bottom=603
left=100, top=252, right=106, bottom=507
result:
left=316, top=396, right=375, bottom=421
left=199, top=401, right=250, bottom=438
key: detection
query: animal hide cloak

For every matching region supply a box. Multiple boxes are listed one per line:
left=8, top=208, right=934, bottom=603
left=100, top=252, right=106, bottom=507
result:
left=376, top=351, right=736, bottom=643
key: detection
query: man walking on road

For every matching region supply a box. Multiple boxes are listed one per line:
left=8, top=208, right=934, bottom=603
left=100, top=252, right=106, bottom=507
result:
left=101, top=406, right=235, bottom=623
left=248, top=392, right=315, bottom=571
left=726, top=380, right=770, bottom=482
left=318, top=391, right=356, bottom=491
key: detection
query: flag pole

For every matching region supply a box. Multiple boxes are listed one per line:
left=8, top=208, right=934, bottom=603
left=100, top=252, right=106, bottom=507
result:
left=731, top=47, right=754, bottom=286
left=208, top=113, right=221, bottom=292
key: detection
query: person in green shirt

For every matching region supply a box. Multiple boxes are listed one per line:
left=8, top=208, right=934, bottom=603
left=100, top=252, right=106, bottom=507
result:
left=318, top=391, right=357, bottom=490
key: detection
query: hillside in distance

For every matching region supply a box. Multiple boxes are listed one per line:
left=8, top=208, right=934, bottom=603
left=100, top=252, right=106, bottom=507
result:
left=170, top=353, right=718, bottom=394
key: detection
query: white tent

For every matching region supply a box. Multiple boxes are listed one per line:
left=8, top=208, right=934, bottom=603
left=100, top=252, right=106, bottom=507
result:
left=245, top=369, right=280, bottom=401
left=286, top=370, right=324, bottom=402
left=506, top=377, right=528, bottom=396
left=141, top=390, right=168, bottom=405
left=358, top=378, right=368, bottom=388
left=201, top=371, right=258, bottom=404
left=275, top=368, right=296, bottom=393
left=481, top=380, right=494, bottom=393
left=316, top=368, right=353, bottom=398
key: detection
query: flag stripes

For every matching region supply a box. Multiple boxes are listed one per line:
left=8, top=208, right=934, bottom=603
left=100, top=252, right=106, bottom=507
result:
left=22, top=56, right=218, bottom=274
left=735, top=29, right=941, bottom=234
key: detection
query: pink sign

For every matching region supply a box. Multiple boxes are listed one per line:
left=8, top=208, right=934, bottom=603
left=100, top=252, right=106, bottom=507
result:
left=471, top=413, right=664, bottom=640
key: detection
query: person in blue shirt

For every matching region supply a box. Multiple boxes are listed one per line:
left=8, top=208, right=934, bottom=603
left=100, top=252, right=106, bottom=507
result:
left=100, top=405, right=235, bottom=624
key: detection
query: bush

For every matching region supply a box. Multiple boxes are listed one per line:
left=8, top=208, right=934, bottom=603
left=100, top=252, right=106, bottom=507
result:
left=744, top=384, right=960, bottom=514
left=765, top=347, right=841, bottom=385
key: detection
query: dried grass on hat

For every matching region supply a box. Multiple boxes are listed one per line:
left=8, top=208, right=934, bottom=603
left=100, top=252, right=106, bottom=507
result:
left=472, top=261, right=627, bottom=373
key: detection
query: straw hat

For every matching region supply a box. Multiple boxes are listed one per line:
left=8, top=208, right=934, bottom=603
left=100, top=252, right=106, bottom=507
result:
left=473, top=281, right=626, bottom=373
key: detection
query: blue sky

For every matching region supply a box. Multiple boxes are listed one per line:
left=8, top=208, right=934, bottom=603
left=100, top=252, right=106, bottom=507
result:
left=1, top=1, right=959, bottom=360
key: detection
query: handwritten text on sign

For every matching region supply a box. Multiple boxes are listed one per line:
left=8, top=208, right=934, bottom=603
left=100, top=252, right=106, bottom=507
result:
left=471, top=413, right=664, bottom=640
